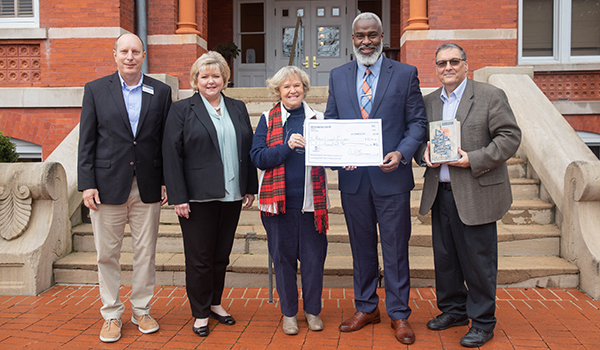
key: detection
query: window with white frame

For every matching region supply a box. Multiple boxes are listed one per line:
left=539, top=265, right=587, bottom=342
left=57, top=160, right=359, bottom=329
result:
left=520, top=0, right=600, bottom=64
left=0, top=0, right=38, bottom=28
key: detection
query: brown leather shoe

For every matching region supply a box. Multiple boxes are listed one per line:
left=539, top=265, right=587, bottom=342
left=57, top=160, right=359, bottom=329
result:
left=391, top=319, right=415, bottom=345
left=339, top=308, right=381, bottom=332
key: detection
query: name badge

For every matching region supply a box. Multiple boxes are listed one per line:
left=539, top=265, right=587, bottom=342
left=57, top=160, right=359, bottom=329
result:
left=142, top=84, right=154, bottom=95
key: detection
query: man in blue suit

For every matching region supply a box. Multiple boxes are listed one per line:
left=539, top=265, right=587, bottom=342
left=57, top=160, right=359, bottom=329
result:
left=325, top=12, right=427, bottom=345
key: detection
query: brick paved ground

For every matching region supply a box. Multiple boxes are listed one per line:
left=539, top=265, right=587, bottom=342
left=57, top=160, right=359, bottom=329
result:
left=1, top=286, right=600, bottom=349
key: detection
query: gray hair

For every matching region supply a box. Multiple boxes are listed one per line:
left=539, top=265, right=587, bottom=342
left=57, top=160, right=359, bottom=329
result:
left=352, top=12, right=383, bottom=32
left=435, top=43, right=467, bottom=61
left=190, top=51, right=231, bottom=92
left=266, top=66, right=311, bottom=100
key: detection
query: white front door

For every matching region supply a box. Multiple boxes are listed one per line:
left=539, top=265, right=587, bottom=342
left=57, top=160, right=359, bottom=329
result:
left=273, top=0, right=351, bottom=86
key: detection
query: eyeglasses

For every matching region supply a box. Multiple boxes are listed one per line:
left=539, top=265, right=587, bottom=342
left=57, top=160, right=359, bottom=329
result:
left=435, top=58, right=465, bottom=69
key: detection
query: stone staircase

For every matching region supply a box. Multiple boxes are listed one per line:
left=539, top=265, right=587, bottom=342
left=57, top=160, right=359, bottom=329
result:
left=53, top=88, right=580, bottom=289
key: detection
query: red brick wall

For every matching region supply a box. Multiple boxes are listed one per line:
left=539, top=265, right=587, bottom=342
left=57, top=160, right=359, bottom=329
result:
left=149, top=44, right=207, bottom=89
left=403, top=40, right=517, bottom=88
left=564, top=115, right=600, bottom=134
left=39, top=0, right=123, bottom=28
left=389, top=0, right=401, bottom=49
left=207, top=0, right=233, bottom=50
left=0, top=39, right=116, bottom=88
left=148, top=0, right=178, bottom=35
left=44, top=39, right=117, bottom=87
left=401, top=0, right=409, bottom=33
left=120, top=0, right=136, bottom=33
left=534, top=72, right=600, bottom=101
left=0, top=108, right=80, bottom=159
left=198, top=0, right=209, bottom=39
left=427, top=0, right=517, bottom=30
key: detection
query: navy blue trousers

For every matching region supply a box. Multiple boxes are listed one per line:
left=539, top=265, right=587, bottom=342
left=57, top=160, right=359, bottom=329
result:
left=262, top=209, right=328, bottom=317
left=431, top=185, right=498, bottom=332
left=341, top=171, right=412, bottom=320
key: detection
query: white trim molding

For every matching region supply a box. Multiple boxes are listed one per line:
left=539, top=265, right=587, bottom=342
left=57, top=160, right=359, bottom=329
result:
left=0, top=28, right=46, bottom=39
left=30, top=27, right=207, bottom=51
left=0, top=87, right=84, bottom=108
left=553, top=101, right=600, bottom=115
left=148, top=34, right=207, bottom=50
left=47, top=27, right=128, bottom=39
left=400, top=29, right=517, bottom=47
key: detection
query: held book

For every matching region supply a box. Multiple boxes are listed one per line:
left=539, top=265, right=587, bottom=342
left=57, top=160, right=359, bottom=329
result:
left=429, top=119, right=461, bottom=163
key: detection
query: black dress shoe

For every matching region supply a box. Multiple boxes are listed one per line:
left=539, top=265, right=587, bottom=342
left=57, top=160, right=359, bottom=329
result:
left=427, top=313, right=469, bottom=330
left=460, top=327, right=494, bottom=348
left=192, top=325, right=209, bottom=337
left=210, top=311, right=236, bottom=325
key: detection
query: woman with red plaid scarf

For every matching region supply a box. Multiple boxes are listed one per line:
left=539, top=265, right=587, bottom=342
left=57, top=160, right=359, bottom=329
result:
left=250, top=66, right=329, bottom=335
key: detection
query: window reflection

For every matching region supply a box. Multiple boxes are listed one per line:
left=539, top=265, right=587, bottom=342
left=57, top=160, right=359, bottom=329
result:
left=317, top=26, right=340, bottom=57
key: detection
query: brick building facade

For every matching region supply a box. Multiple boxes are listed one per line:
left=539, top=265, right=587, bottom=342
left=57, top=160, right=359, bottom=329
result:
left=1, top=0, right=599, bottom=159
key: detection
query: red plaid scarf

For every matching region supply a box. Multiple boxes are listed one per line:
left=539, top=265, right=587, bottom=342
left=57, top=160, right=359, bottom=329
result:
left=260, top=102, right=328, bottom=234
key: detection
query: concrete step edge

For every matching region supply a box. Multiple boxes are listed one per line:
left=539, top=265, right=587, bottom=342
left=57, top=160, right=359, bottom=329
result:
left=72, top=223, right=560, bottom=242
left=53, top=252, right=578, bottom=285
left=157, top=198, right=554, bottom=213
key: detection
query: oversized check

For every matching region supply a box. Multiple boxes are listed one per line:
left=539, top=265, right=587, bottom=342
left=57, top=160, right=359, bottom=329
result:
left=304, top=119, right=383, bottom=166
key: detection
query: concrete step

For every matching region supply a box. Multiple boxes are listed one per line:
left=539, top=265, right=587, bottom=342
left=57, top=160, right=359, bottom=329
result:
left=53, top=252, right=578, bottom=289
left=410, top=158, right=528, bottom=179
left=324, top=170, right=538, bottom=201
left=154, top=198, right=554, bottom=225
left=72, top=222, right=560, bottom=257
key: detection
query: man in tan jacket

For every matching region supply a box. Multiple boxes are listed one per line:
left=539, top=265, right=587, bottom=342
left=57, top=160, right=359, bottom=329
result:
left=416, top=43, right=521, bottom=348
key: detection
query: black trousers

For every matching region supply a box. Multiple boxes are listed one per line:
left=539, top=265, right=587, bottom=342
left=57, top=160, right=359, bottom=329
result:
left=179, top=200, right=242, bottom=318
left=431, top=185, right=498, bottom=332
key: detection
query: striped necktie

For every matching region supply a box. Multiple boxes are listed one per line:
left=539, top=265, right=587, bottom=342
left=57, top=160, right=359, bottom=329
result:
left=360, top=69, right=373, bottom=119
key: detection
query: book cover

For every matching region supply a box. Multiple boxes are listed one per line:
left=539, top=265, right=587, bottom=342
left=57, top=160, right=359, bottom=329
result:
left=430, top=119, right=461, bottom=163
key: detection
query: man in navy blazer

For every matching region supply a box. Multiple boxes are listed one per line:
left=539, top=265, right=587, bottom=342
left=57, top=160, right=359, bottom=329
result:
left=325, top=12, right=427, bottom=345
left=78, top=33, right=172, bottom=343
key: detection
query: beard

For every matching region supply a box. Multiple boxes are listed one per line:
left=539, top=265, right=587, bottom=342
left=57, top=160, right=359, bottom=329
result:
left=353, top=42, right=383, bottom=66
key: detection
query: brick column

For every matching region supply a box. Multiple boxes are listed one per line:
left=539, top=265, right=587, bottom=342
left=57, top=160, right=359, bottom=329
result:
left=176, top=0, right=201, bottom=34
left=405, top=0, right=429, bottom=30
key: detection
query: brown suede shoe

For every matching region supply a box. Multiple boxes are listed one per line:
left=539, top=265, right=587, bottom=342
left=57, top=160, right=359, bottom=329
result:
left=339, top=308, right=381, bottom=332
left=391, top=319, right=415, bottom=345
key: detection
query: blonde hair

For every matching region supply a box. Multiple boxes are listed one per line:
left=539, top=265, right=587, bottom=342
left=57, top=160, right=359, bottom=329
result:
left=190, top=51, right=231, bottom=92
left=266, top=66, right=311, bottom=100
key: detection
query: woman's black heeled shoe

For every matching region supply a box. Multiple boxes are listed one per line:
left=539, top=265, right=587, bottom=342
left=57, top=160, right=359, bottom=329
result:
left=209, top=311, right=236, bottom=325
left=192, top=324, right=209, bottom=337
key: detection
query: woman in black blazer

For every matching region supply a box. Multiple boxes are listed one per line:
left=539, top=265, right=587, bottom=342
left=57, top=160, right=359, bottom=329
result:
left=162, top=51, right=258, bottom=337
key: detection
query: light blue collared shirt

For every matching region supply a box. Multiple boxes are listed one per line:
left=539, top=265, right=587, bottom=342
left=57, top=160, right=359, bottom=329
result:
left=118, top=72, right=144, bottom=137
left=356, top=55, right=383, bottom=108
left=197, top=94, right=241, bottom=202
left=439, top=77, right=468, bottom=182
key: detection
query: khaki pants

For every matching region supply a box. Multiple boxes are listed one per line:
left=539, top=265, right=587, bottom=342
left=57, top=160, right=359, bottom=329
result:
left=90, top=177, right=160, bottom=321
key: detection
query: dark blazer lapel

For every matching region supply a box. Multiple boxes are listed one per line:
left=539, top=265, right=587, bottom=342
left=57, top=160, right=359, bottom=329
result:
left=223, top=95, right=243, bottom=158
left=346, top=63, right=362, bottom=119
left=190, top=93, right=221, bottom=158
left=136, top=75, right=153, bottom=137
left=370, top=56, right=392, bottom=118
left=456, top=79, right=474, bottom=124
left=108, top=72, right=134, bottom=137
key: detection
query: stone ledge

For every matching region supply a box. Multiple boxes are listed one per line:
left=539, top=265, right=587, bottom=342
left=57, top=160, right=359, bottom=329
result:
left=0, top=87, right=84, bottom=108
left=53, top=253, right=579, bottom=287
left=0, top=28, right=47, bottom=39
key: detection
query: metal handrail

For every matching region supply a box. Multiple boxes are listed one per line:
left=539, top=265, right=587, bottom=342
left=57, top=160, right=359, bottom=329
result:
left=288, top=16, right=303, bottom=66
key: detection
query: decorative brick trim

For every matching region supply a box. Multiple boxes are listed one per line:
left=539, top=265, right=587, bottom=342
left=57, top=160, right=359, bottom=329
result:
left=0, top=44, right=41, bottom=85
left=535, top=72, right=600, bottom=101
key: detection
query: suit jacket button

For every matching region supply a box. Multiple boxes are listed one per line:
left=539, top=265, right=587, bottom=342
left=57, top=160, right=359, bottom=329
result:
left=130, top=162, right=134, bottom=166
left=133, top=141, right=137, bottom=145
